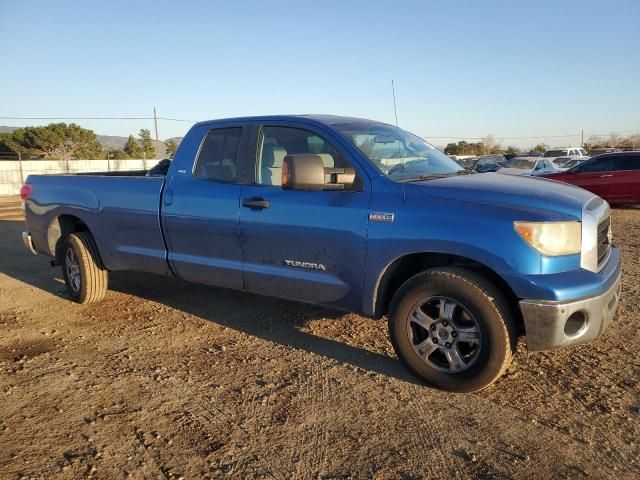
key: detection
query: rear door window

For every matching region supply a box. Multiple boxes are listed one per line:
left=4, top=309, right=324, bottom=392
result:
left=576, top=157, right=614, bottom=173
left=611, top=155, right=640, bottom=171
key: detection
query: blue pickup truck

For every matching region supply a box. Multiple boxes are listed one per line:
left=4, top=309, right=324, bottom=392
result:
left=21, top=115, right=622, bottom=392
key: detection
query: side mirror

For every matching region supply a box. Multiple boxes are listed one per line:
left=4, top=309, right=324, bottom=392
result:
left=282, top=154, right=326, bottom=191
left=282, top=154, right=355, bottom=191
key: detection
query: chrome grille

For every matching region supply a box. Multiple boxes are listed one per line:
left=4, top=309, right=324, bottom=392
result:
left=597, top=216, right=611, bottom=269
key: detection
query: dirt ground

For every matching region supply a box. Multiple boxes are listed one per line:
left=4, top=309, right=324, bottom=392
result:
left=0, top=197, right=639, bottom=480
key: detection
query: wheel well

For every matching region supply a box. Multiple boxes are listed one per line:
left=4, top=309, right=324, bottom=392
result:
left=48, top=215, right=91, bottom=259
left=374, top=253, right=523, bottom=332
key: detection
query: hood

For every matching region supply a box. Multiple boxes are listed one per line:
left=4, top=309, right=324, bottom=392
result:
left=409, top=172, right=595, bottom=219
left=497, top=168, right=532, bottom=176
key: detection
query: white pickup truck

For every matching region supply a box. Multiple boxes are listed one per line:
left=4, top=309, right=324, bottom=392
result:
left=543, top=147, right=589, bottom=168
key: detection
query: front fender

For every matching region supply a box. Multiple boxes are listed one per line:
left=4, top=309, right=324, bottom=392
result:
left=360, top=179, right=581, bottom=315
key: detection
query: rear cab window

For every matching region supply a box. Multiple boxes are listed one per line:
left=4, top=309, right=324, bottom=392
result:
left=193, top=127, right=243, bottom=182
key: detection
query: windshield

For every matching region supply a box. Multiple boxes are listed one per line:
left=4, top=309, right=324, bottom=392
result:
left=504, top=158, right=535, bottom=169
left=544, top=149, right=569, bottom=157
left=332, top=122, right=464, bottom=181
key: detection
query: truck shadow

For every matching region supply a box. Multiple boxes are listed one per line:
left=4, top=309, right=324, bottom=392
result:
left=0, top=218, right=419, bottom=385
left=107, top=270, right=419, bottom=384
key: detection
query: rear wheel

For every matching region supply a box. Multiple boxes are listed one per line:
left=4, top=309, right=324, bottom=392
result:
left=388, top=267, right=516, bottom=393
left=60, top=232, right=108, bottom=304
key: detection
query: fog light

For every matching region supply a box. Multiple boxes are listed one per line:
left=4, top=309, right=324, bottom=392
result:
left=564, top=311, right=587, bottom=337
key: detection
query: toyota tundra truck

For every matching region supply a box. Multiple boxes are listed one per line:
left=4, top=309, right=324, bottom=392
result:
left=21, top=115, right=622, bottom=392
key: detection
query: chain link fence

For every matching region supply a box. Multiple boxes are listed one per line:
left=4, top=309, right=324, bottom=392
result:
left=0, top=159, right=155, bottom=195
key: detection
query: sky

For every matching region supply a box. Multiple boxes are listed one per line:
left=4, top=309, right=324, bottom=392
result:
left=1, top=0, right=639, bottom=148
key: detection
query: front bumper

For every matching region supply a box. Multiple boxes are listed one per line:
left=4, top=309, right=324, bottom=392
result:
left=520, top=260, right=622, bottom=352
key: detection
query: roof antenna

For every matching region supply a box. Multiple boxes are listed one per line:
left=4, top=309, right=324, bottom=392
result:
left=391, top=80, right=407, bottom=202
left=391, top=79, right=400, bottom=134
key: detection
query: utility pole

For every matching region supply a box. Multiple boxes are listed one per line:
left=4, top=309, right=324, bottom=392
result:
left=153, top=107, right=160, bottom=159
left=581, top=129, right=584, bottom=147
left=18, top=151, right=24, bottom=184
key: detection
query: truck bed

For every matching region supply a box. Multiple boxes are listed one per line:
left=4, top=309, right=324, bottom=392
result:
left=25, top=174, right=170, bottom=276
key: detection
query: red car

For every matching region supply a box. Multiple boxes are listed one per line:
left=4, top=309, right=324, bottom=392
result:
left=543, top=152, right=640, bottom=205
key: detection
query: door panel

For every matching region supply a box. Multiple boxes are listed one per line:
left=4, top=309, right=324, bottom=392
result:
left=630, top=172, right=640, bottom=203
left=569, top=172, right=610, bottom=198
left=239, top=123, right=371, bottom=311
left=162, top=126, right=246, bottom=289
left=608, top=156, right=640, bottom=203
left=240, top=186, right=369, bottom=311
left=570, top=157, right=616, bottom=198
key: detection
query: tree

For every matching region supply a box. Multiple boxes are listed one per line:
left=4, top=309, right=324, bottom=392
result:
left=138, top=129, right=156, bottom=159
left=444, top=139, right=506, bottom=156
left=505, top=145, right=521, bottom=155
left=529, top=143, right=549, bottom=154
left=123, top=135, right=143, bottom=158
left=0, top=123, right=101, bottom=159
left=0, top=132, right=30, bottom=159
left=164, top=139, right=178, bottom=159
left=481, top=135, right=498, bottom=155
left=444, top=143, right=459, bottom=155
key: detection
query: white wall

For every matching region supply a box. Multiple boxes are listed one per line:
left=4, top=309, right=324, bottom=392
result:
left=0, top=159, right=155, bottom=196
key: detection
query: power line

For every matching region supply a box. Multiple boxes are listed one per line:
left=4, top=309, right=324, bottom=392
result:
left=425, top=131, right=639, bottom=140
left=0, top=116, right=198, bottom=122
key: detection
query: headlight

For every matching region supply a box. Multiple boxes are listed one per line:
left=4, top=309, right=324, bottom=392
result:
left=514, top=221, right=581, bottom=256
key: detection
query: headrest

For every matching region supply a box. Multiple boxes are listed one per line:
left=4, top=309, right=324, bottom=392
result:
left=261, top=144, right=287, bottom=168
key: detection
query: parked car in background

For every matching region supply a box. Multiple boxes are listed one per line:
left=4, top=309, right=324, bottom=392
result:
left=479, top=154, right=506, bottom=167
left=459, top=156, right=501, bottom=173
left=518, top=152, right=542, bottom=158
left=543, top=151, right=640, bottom=205
left=543, top=147, right=589, bottom=167
left=498, top=156, right=558, bottom=176
left=448, top=155, right=475, bottom=165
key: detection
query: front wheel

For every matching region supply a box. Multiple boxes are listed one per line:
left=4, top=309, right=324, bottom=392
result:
left=60, top=232, right=108, bottom=304
left=388, top=267, right=516, bottom=393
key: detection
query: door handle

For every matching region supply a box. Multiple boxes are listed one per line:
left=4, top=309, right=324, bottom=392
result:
left=242, top=197, right=270, bottom=210
left=164, top=188, right=173, bottom=206
left=600, top=174, right=613, bottom=177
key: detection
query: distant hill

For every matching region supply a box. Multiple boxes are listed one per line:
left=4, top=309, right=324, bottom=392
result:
left=1, top=126, right=182, bottom=158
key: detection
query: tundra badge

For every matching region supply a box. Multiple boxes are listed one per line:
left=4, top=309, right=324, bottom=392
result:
left=284, top=260, right=326, bottom=271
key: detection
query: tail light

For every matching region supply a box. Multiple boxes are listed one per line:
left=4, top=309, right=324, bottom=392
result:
left=20, top=184, right=32, bottom=202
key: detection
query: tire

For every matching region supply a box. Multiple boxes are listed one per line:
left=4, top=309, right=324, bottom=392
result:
left=60, top=232, right=108, bottom=304
left=388, top=267, right=516, bottom=393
